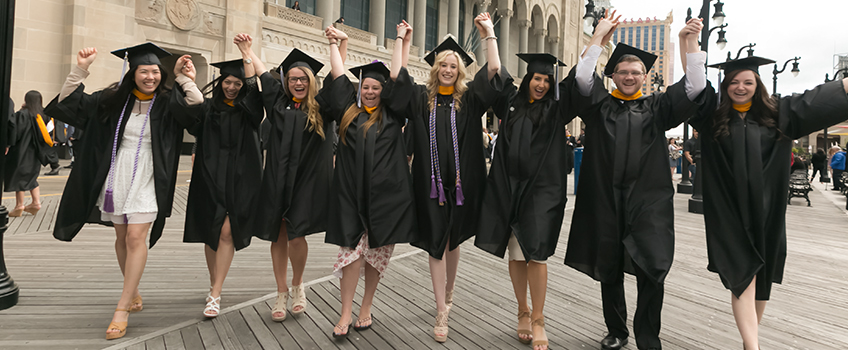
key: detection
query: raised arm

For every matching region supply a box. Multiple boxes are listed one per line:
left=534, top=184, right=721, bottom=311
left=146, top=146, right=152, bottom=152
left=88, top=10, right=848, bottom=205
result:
left=576, top=10, right=619, bottom=96
left=173, top=55, right=203, bottom=106
left=401, top=20, right=412, bottom=67
left=475, top=12, right=500, bottom=80
left=391, top=21, right=412, bottom=80
left=326, top=26, right=346, bottom=79
left=678, top=18, right=707, bottom=100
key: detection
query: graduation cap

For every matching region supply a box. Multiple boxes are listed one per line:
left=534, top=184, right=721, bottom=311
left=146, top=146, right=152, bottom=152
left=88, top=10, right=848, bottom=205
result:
left=603, top=43, right=658, bottom=77
left=277, top=48, right=324, bottom=96
left=424, top=36, right=474, bottom=67
left=707, top=56, right=775, bottom=75
left=210, top=59, right=245, bottom=80
left=111, top=42, right=172, bottom=85
left=350, top=61, right=390, bottom=108
left=517, top=53, right=568, bottom=100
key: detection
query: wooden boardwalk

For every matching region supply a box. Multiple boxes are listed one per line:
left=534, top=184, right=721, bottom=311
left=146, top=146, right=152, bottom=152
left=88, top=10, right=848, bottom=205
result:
left=1, top=166, right=847, bottom=349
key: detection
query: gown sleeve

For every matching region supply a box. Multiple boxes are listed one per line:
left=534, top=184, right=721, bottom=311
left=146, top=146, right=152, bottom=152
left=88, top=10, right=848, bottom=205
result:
left=566, top=67, right=609, bottom=125
left=169, top=75, right=203, bottom=129
left=651, top=77, right=716, bottom=131
left=462, top=63, right=512, bottom=121
left=238, top=76, right=264, bottom=129
left=259, top=71, right=284, bottom=123
left=557, top=74, right=578, bottom=124
left=778, top=80, right=848, bottom=139
left=44, top=66, right=101, bottom=129
left=383, top=67, right=422, bottom=117
left=315, top=74, right=356, bottom=123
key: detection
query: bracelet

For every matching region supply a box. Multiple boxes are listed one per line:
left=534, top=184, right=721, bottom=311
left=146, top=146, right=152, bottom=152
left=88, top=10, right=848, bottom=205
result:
left=483, top=36, right=497, bottom=41
left=329, top=41, right=338, bottom=46
left=396, top=36, right=403, bottom=40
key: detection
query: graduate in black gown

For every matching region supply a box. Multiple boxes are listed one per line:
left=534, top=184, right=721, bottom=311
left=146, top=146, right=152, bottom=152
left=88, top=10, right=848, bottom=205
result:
left=475, top=53, right=571, bottom=350
left=246, top=36, right=334, bottom=321
left=5, top=91, right=50, bottom=217
left=321, top=25, right=417, bottom=338
left=689, top=56, right=848, bottom=350
left=44, top=43, right=202, bottom=340
left=384, top=14, right=506, bottom=343
left=563, top=13, right=711, bottom=350
left=183, top=41, right=263, bottom=318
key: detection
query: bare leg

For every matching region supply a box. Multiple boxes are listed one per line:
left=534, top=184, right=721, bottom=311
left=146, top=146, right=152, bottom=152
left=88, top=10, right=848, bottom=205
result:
left=731, top=277, right=759, bottom=350
left=28, top=187, right=41, bottom=207
left=14, top=191, right=24, bottom=209
left=755, top=300, right=767, bottom=324
left=108, top=223, right=151, bottom=336
left=335, top=256, right=362, bottom=333
left=360, top=261, right=382, bottom=324
left=270, top=223, right=289, bottom=320
left=509, top=260, right=532, bottom=343
left=210, top=217, right=235, bottom=299
left=528, top=262, right=548, bottom=350
left=204, top=245, right=216, bottom=288
left=429, top=256, right=448, bottom=313
left=444, top=245, right=460, bottom=299
left=288, top=236, right=309, bottom=313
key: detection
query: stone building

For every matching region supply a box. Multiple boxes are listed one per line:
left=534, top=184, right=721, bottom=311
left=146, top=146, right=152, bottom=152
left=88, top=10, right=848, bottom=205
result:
left=10, top=0, right=614, bottom=139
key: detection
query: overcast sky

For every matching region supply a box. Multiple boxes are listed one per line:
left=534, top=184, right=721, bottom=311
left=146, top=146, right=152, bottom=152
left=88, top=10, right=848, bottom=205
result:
left=609, top=0, right=848, bottom=96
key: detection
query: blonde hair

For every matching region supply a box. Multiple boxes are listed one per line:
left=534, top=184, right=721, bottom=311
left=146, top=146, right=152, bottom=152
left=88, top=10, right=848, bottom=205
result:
left=339, top=103, right=382, bottom=146
left=287, top=66, right=325, bottom=139
left=426, top=50, right=468, bottom=112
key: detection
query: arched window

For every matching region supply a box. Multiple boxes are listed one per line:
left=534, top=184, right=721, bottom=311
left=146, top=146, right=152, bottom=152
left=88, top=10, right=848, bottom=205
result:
left=341, top=0, right=370, bottom=31
left=286, top=0, right=315, bottom=14
left=385, top=0, right=408, bottom=42
left=425, top=0, right=439, bottom=50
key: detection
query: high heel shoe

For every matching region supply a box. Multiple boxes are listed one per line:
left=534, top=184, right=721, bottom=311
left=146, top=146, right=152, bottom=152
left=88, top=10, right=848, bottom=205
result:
left=9, top=207, right=24, bottom=217
left=290, top=284, right=307, bottom=315
left=531, top=317, right=549, bottom=350
left=129, top=295, right=143, bottom=313
left=433, top=308, right=449, bottom=343
left=271, top=291, right=288, bottom=322
left=517, top=311, right=533, bottom=344
left=204, top=295, right=221, bottom=318
left=105, top=308, right=130, bottom=340
left=23, top=203, right=41, bottom=216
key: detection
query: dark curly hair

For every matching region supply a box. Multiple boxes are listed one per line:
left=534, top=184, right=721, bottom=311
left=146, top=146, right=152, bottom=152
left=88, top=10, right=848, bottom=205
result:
left=713, top=69, right=778, bottom=139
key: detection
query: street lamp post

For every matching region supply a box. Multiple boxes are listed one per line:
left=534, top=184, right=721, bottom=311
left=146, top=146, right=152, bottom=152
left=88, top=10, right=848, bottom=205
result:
left=652, top=72, right=665, bottom=92
left=582, top=0, right=606, bottom=34
left=772, top=57, right=801, bottom=96
left=0, top=0, right=18, bottom=311
left=682, top=1, right=727, bottom=203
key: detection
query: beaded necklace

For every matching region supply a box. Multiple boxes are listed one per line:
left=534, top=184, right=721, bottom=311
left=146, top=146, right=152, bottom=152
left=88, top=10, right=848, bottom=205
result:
left=103, top=94, right=155, bottom=213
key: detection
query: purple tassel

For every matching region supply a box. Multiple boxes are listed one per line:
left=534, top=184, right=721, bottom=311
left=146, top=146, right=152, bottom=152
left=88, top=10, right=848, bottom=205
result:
left=437, top=179, right=446, bottom=205
left=103, top=189, right=115, bottom=213
left=430, top=175, right=438, bottom=199
left=455, top=180, right=465, bottom=206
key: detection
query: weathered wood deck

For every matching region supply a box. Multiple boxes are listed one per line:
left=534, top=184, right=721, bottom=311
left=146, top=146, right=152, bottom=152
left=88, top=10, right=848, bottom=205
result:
left=1, top=162, right=847, bottom=349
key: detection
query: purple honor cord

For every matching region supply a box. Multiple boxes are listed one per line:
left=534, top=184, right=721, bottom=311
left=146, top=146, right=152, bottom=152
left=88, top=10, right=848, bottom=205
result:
left=103, top=94, right=155, bottom=213
left=428, top=95, right=463, bottom=206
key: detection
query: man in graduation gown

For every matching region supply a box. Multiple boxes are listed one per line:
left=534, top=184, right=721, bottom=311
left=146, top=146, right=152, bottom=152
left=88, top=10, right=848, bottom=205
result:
left=564, top=14, right=712, bottom=350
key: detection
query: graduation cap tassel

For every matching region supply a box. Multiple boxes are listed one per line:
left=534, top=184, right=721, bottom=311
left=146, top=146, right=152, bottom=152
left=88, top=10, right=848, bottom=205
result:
left=437, top=178, right=446, bottom=205
left=430, top=175, right=438, bottom=199
left=455, top=180, right=465, bottom=206
left=356, top=70, right=363, bottom=108
left=279, top=67, right=286, bottom=96
left=118, top=51, right=129, bottom=86
left=554, top=63, right=560, bottom=101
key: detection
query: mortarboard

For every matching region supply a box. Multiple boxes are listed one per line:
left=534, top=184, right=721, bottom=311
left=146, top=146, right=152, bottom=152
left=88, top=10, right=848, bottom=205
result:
left=707, top=56, right=775, bottom=75
left=277, top=48, right=324, bottom=96
left=517, top=53, right=567, bottom=100
left=349, top=61, right=390, bottom=108
left=604, top=43, right=658, bottom=77
left=210, top=59, right=245, bottom=80
left=111, top=42, right=172, bottom=85
left=424, top=36, right=474, bottom=67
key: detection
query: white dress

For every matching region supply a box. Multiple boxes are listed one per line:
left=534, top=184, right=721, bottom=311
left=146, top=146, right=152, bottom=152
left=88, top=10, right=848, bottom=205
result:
left=97, top=107, right=158, bottom=219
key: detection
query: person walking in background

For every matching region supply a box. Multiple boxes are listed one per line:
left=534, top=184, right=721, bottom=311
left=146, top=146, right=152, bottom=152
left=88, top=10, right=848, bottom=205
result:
left=830, top=146, right=845, bottom=191
left=668, top=137, right=682, bottom=179
left=40, top=112, right=62, bottom=175
left=4, top=90, right=50, bottom=217
left=683, top=130, right=699, bottom=180
left=810, top=148, right=826, bottom=182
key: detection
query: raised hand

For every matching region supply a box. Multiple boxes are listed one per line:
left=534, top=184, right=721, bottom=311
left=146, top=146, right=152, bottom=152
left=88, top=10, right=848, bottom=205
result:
left=396, top=22, right=410, bottom=40
left=679, top=18, right=703, bottom=39
left=77, top=47, right=97, bottom=70
left=597, top=9, right=621, bottom=46
left=475, top=12, right=495, bottom=38
left=401, top=20, right=413, bottom=42
left=234, top=33, right=253, bottom=53
left=174, top=55, right=196, bottom=81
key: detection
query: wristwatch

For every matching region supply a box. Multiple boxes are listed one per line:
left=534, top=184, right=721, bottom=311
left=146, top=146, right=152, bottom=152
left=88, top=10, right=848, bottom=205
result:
left=244, top=58, right=252, bottom=64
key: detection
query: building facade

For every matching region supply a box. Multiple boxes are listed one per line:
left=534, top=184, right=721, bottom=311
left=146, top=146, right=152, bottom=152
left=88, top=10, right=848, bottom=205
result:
left=10, top=0, right=612, bottom=137
left=610, top=12, right=674, bottom=95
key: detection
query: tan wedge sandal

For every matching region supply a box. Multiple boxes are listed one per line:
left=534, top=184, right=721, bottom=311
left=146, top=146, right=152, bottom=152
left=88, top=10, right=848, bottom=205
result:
left=105, top=308, right=130, bottom=340
left=531, top=317, right=549, bottom=350
left=517, top=311, right=533, bottom=344
left=434, top=308, right=450, bottom=343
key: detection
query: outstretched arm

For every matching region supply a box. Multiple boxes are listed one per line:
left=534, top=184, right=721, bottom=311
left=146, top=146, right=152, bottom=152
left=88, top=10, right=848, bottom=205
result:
left=173, top=55, right=203, bottom=106
left=401, top=20, right=412, bottom=67
left=391, top=21, right=411, bottom=80
left=235, top=33, right=262, bottom=76
left=475, top=12, right=499, bottom=80
left=326, top=26, right=346, bottom=79
left=678, top=18, right=707, bottom=100
left=576, top=10, right=619, bottom=96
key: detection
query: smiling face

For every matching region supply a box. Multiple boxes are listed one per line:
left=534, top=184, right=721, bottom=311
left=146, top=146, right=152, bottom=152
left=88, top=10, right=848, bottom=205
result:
left=360, top=77, right=383, bottom=108
left=612, top=61, right=646, bottom=96
left=221, top=75, right=243, bottom=100
left=528, top=73, right=550, bottom=100
left=726, top=70, right=757, bottom=105
left=134, top=64, right=161, bottom=94
left=438, top=54, right=459, bottom=87
left=287, top=67, right=310, bottom=100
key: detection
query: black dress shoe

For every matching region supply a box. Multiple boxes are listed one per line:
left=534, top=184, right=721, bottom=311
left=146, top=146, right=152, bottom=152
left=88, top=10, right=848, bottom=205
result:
left=44, top=167, right=60, bottom=176
left=601, top=334, right=629, bottom=350
left=63, top=163, right=73, bottom=169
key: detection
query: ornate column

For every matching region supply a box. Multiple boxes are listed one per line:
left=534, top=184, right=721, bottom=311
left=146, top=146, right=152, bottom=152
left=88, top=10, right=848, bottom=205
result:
left=497, top=8, right=512, bottom=72
left=548, top=36, right=560, bottom=56
left=518, top=19, right=530, bottom=76
left=534, top=28, right=546, bottom=54
left=449, top=0, right=460, bottom=38
left=317, top=0, right=335, bottom=28
left=415, top=0, right=427, bottom=56
left=371, top=0, right=387, bottom=46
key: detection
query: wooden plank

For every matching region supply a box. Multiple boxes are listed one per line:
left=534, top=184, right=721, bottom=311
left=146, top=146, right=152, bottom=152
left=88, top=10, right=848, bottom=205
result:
left=239, top=306, right=282, bottom=350
left=222, top=311, right=261, bottom=350
left=211, top=316, right=244, bottom=350
left=179, top=325, right=205, bottom=350
left=144, top=336, right=167, bottom=350
left=197, top=320, right=225, bottom=350
left=162, top=329, right=186, bottom=350
left=252, top=302, right=300, bottom=349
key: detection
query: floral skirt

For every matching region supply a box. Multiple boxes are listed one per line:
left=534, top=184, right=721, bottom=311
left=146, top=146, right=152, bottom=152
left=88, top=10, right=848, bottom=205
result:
left=332, top=232, right=394, bottom=279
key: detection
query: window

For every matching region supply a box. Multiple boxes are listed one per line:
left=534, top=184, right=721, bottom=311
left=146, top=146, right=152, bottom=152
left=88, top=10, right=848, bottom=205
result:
left=643, top=26, right=649, bottom=50
left=651, top=25, right=657, bottom=51
left=385, top=0, right=408, bottom=41
left=635, top=28, right=641, bottom=50
left=659, top=26, right=665, bottom=50
left=287, top=0, right=315, bottom=14
left=628, top=27, right=633, bottom=45
left=426, top=0, right=439, bottom=50
left=341, top=0, right=370, bottom=31
left=613, top=30, right=617, bottom=43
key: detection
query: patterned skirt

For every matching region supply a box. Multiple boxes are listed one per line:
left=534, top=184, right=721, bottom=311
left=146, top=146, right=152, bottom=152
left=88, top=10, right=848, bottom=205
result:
left=332, top=232, right=394, bottom=279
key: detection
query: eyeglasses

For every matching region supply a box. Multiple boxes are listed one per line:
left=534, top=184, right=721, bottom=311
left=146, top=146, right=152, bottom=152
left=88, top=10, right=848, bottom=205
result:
left=288, top=76, right=309, bottom=84
left=614, top=71, right=645, bottom=77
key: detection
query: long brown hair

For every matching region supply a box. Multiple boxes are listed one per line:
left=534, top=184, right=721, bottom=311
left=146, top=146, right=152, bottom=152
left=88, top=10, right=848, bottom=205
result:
left=713, top=69, right=778, bottom=139
left=23, top=90, right=44, bottom=117
left=338, top=103, right=382, bottom=145
left=426, top=50, right=468, bottom=112
left=287, top=67, right=324, bottom=139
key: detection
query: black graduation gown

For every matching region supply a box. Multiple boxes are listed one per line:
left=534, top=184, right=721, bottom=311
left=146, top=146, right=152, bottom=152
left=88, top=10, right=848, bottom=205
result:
left=183, top=79, right=263, bottom=251
left=253, top=72, right=334, bottom=241
left=564, top=70, right=714, bottom=284
left=475, top=79, right=575, bottom=261
left=385, top=65, right=508, bottom=259
left=4, top=110, right=47, bottom=192
left=319, top=74, right=417, bottom=249
left=45, top=84, right=200, bottom=247
left=690, top=81, right=848, bottom=300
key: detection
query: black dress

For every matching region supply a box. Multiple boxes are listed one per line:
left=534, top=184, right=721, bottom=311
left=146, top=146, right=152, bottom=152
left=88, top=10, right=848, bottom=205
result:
left=4, top=110, right=48, bottom=192
left=564, top=70, right=714, bottom=284
left=385, top=65, right=508, bottom=259
left=252, top=72, right=335, bottom=242
left=319, top=74, right=417, bottom=249
left=475, top=79, right=575, bottom=261
left=183, top=78, right=263, bottom=251
left=45, top=83, right=200, bottom=247
left=690, top=81, right=848, bottom=300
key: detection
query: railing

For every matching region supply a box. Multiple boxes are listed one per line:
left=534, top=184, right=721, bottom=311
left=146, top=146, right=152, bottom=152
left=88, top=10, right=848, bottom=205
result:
left=263, top=2, right=323, bottom=30
left=333, top=23, right=377, bottom=46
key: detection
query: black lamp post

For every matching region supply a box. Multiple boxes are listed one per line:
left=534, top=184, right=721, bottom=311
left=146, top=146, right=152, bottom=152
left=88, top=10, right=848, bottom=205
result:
left=0, top=0, right=18, bottom=311
left=681, top=1, right=727, bottom=203
left=728, top=43, right=756, bottom=61
left=819, top=68, right=848, bottom=186
left=772, top=57, right=801, bottom=96
left=582, top=0, right=606, bottom=34
left=652, top=72, right=665, bottom=92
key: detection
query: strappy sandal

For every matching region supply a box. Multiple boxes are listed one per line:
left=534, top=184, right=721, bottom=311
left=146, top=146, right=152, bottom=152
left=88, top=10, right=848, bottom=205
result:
left=531, top=318, right=549, bottom=350
left=517, top=311, right=533, bottom=344
left=433, top=309, right=449, bottom=343
left=129, top=295, right=143, bottom=313
left=353, top=315, right=372, bottom=331
left=23, top=203, right=41, bottom=216
left=445, top=289, right=454, bottom=310
left=105, top=308, right=130, bottom=340
left=290, top=284, right=307, bottom=315
left=271, top=291, right=288, bottom=322
left=204, top=295, right=221, bottom=318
